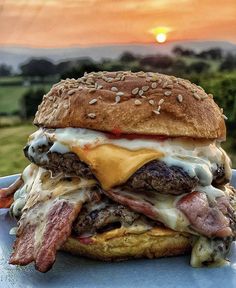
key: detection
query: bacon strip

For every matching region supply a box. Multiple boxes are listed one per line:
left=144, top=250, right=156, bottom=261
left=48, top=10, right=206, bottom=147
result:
left=0, top=176, right=23, bottom=198
left=0, top=177, right=23, bottom=208
left=104, top=188, right=234, bottom=238
left=104, top=189, right=158, bottom=220
left=177, top=192, right=232, bottom=238
left=0, top=195, right=14, bottom=208
left=9, top=199, right=83, bottom=272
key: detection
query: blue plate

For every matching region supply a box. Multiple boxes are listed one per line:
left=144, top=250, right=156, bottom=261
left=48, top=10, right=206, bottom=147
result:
left=0, top=171, right=236, bottom=288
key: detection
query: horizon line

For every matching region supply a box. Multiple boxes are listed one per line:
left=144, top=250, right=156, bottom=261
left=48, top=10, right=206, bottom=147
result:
left=0, top=39, right=235, bottom=50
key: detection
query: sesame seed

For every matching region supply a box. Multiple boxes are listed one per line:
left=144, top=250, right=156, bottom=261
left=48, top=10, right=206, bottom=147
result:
left=151, top=82, right=157, bottom=89
left=177, top=94, right=183, bottom=103
left=63, top=104, right=69, bottom=109
left=97, top=85, right=103, bottom=89
left=166, top=84, right=174, bottom=89
left=116, top=91, right=124, bottom=96
left=134, top=99, right=142, bottom=105
left=78, top=86, right=83, bottom=90
left=151, top=76, right=158, bottom=82
left=89, top=99, right=97, bottom=105
left=149, top=100, right=154, bottom=105
left=111, top=87, right=118, bottom=92
left=193, top=93, right=201, bottom=100
left=164, top=91, right=172, bottom=96
left=137, top=73, right=146, bottom=78
left=208, top=93, right=213, bottom=98
left=222, top=114, right=228, bottom=120
left=121, top=75, right=125, bottom=81
left=115, top=95, right=121, bottom=103
left=147, top=72, right=154, bottom=77
left=158, top=79, right=162, bottom=84
left=152, top=109, right=160, bottom=115
left=132, top=87, right=139, bottom=95
left=49, top=96, right=53, bottom=101
left=89, top=88, right=96, bottom=93
left=88, top=113, right=96, bottom=119
left=162, top=81, right=168, bottom=88
left=158, top=99, right=164, bottom=105
left=220, top=108, right=224, bottom=113
left=201, top=94, right=208, bottom=99
left=53, top=103, right=58, bottom=108
left=94, top=83, right=98, bottom=89
left=138, top=89, right=144, bottom=96
left=68, top=89, right=76, bottom=95
left=142, top=86, right=149, bottom=92
left=141, top=95, right=147, bottom=99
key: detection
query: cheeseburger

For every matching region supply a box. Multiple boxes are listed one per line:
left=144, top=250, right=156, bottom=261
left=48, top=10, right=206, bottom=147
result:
left=0, top=71, right=235, bottom=273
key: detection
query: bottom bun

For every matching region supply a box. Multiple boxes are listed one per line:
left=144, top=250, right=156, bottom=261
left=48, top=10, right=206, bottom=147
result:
left=61, top=226, right=193, bottom=261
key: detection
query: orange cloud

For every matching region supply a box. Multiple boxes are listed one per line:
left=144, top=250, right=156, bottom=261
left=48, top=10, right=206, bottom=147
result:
left=0, top=0, right=235, bottom=47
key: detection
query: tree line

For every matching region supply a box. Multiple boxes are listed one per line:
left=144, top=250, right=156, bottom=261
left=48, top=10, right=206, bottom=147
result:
left=1, top=46, right=236, bottom=136
left=1, top=46, right=236, bottom=78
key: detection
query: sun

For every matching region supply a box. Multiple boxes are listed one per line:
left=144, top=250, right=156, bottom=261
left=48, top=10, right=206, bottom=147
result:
left=150, top=26, right=171, bottom=44
left=156, top=33, right=167, bottom=43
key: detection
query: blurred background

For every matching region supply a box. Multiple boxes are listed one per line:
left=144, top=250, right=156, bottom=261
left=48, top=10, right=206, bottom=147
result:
left=0, top=0, right=235, bottom=176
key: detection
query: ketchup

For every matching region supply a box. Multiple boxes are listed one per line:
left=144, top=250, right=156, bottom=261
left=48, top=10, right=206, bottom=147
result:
left=107, top=128, right=168, bottom=141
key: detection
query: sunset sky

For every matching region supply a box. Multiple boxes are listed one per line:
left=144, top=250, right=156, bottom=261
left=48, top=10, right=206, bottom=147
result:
left=0, top=0, right=236, bottom=48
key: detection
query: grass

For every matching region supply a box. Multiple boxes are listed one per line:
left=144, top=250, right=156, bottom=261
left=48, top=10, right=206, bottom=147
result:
left=0, top=84, right=51, bottom=114
left=0, top=124, right=36, bottom=176
left=0, top=76, right=23, bottom=84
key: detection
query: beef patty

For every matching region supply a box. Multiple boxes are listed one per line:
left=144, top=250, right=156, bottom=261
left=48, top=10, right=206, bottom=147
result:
left=24, top=142, right=226, bottom=194
left=73, top=194, right=147, bottom=236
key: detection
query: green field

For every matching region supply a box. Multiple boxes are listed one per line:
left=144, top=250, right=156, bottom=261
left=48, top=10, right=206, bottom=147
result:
left=0, top=84, right=51, bottom=114
left=0, top=125, right=36, bottom=176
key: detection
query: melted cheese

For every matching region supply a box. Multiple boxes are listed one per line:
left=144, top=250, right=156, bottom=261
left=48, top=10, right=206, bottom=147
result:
left=191, top=236, right=229, bottom=267
left=11, top=164, right=96, bottom=217
left=72, top=144, right=163, bottom=190
left=27, top=127, right=232, bottom=190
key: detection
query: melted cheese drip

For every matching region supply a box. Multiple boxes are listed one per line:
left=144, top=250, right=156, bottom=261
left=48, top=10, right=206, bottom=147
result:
left=72, top=144, right=163, bottom=190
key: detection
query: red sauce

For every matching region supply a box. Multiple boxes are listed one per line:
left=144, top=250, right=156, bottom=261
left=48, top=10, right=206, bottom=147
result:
left=78, top=237, right=94, bottom=245
left=108, top=129, right=169, bottom=141
left=108, top=129, right=200, bottom=142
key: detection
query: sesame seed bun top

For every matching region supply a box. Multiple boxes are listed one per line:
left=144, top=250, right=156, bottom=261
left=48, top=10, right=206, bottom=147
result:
left=34, top=71, right=226, bottom=140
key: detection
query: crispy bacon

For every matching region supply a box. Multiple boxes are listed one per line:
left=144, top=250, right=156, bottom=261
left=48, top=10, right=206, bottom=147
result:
left=0, top=195, right=14, bottom=208
left=176, top=192, right=232, bottom=238
left=0, top=176, right=23, bottom=198
left=9, top=199, right=83, bottom=272
left=0, top=177, right=23, bottom=208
